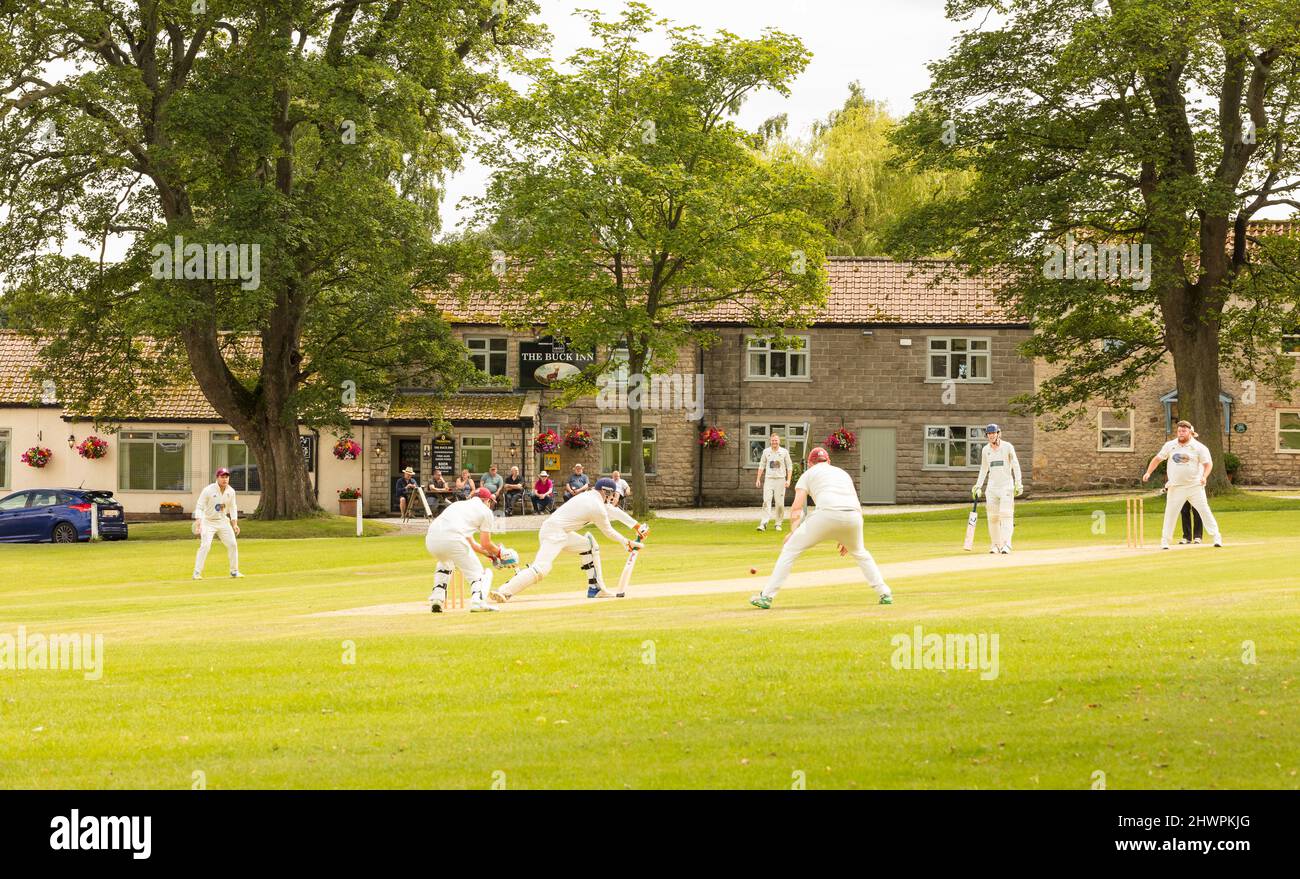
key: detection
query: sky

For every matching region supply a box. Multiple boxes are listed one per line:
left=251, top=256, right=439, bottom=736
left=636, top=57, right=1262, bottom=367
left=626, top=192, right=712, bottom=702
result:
left=440, top=0, right=971, bottom=232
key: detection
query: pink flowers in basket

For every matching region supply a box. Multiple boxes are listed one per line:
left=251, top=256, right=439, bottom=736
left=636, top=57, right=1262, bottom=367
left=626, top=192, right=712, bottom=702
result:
left=534, top=429, right=560, bottom=454
left=333, top=438, right=362, bottom=460
left=76, top=436, right=109, bottom=459
left=22, top=446, right=53, bottom=468
left=825, top=428, right=857, bottom=451
left=563, top=426, right=593, bottom=450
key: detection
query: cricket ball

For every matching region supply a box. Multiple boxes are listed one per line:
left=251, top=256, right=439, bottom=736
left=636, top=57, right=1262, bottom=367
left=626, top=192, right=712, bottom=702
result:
left=749, top=567, right=757, bottom=575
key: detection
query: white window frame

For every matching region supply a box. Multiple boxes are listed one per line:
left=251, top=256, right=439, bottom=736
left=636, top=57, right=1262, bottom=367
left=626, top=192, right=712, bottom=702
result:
left=745, top=335, right=810, bottom=381
left=118, top=430, right=192, bottom=492
left=459, top=434, right=494, bottom=474
left=1277, top=410, right=1300, bottom=454
left=0, top=428, right=9, bottom=490
left=1282, top=334, right=1300, bottom=356
left=926, top=336, right=992, bottom=383
left=465, top=336, right=509, bottom=378
left=1097, top=408, right=1134, bottom=452
left=211, top=432, right=261, bottom=493
left=744, top=423, right=809, bottom=469
left=922, top=425, right=987, bottom=470
left=601, top=425, right=657, bottom=475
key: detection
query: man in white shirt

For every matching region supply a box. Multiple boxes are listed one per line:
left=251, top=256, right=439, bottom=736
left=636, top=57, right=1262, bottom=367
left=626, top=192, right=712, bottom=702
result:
left=610, top=469, right=631, bottom=509
left=193, top=467, right=242, bottom=579
left=426, top=488, right=511, bottom=613
left=750, top=447, right=891, bottom=609
left=1142, top=420, right=1222, bottom=549
left=491, top=478, right=646, bottom=603
left=972, top=423, right=1023, bottom=554
left=755, top=433, right=794, bottom=532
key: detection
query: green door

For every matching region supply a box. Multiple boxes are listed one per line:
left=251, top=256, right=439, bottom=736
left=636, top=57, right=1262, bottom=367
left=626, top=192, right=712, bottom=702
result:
left=858, top=428, right=896, bottom=504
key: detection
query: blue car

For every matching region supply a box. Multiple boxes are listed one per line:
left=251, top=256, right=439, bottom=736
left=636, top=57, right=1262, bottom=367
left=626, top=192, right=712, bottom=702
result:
left=0, top=488, right=129, bottom=543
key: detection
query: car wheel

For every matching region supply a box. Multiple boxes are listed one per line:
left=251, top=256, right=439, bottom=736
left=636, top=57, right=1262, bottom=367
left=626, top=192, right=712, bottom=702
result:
left=52, top=522, right=78, bottom=543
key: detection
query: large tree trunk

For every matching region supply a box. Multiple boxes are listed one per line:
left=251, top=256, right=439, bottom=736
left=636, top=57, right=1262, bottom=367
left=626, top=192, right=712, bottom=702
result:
left=627, top=344, right=649, bottom=519
left=245, top=418, right=318, bottom=519
left=1164, top=288, right=1231, bottom=494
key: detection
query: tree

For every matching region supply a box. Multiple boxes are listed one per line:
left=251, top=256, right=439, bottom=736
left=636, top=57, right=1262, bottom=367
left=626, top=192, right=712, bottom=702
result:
left=468, top=2, right=832, bottom=516
left=794, top=82, right=971, bottom=257
left=0, top=0, right=542, bottom=517
left=888, top=0, right=1300, bottom=491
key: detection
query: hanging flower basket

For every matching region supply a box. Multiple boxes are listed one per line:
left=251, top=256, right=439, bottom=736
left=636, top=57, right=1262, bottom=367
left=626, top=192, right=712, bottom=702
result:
left=76, top=435, right=109, bottom=460
left=563, top=426, right=593, bottom=450
left=698, top=426, right=728, bottom=450
left=534, top=429, right=560, bottom=454
left=333, top=438, right=362, bottom=460
left=826, top=428, right=857, bottom=452
left=21, top=446, right=53, bottom=468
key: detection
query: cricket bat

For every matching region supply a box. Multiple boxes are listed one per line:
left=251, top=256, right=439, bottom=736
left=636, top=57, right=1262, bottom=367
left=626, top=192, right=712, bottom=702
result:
left=615, top=523, right=650, bottom=597
left=962, top=496, right=979, bottom=551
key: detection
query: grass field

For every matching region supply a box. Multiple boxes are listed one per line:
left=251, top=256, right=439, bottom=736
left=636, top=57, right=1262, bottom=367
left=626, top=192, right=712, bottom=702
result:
left=2, top=492, right=1297, bottom=789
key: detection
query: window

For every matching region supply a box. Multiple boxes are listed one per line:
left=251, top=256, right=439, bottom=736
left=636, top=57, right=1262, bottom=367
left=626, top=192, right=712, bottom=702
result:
left=927, top=337, right=991, bottom=382
left=1283, top=334, right=1300, bottom=356
left=1160, top=389, right=1232, bottom=435
left=466, top=337, right=508, bottom=377
left=460, top=435, right=493, bottom=474
left=601, top=425, right=656, bottom=474
left=211, top=432, right=261, bottom=492
left=924, top=425, right=987, bottom=469
left=1097, top=409, right=1134, bottom=451
left=0, top=491, right=27, bottom=511
left=0, top=428, right=9, bottom=490
left=118, top=431, right=190, bottom=491
left=1278, top=411, right=1300, bottom=453
left=745, top=423, right=809, bottom=468
left=746, top=336, right=809, bottom=380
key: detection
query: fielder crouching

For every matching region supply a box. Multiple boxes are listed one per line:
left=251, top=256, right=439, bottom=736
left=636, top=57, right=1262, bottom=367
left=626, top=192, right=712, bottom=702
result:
left=490, top=477, right=645, bottom=603
left=426, top=488, right=516, bottom=613
left=750, top=447, right=892, bottom=609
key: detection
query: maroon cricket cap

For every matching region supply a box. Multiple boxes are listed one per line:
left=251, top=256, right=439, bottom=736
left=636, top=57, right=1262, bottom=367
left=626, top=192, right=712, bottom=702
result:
left=215, top=468, right=231, bottom=478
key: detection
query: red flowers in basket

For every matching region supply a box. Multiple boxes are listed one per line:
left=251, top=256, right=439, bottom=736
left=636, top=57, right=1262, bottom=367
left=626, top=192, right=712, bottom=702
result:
left=76, top=436, right=109, bottom=459
left=563, top=426, right=593, bottom=450
left=698, top=426, right=728, bottom=450
left=826, top=428, right=857, bottom=451
left=337, top=487, right=362, bottom=499
left=534, top=429, right=560, bottom=454
left=333, top=438, right=362, bottom=460
left=21, top=446, right=53, bottom=468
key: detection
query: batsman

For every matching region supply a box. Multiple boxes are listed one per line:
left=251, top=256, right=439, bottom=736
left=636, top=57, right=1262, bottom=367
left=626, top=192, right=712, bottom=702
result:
left=971, top=423, right=1023, bottom=554
left=490, top=477, right=647, bottom=603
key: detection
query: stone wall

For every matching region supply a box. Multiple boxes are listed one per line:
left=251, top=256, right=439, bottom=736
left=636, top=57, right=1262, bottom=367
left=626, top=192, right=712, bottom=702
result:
left=1032, top=358, right=1300, bottom=490
left=699, top=326, right=1037, bottom=504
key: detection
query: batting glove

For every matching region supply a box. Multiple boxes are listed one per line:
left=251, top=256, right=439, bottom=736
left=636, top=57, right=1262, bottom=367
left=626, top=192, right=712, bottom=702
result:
left=971, top=487, right=982, bottom=499
left=626, top=539, right=643, bottom=553
left=1015, top=485, right=1023, bottom=497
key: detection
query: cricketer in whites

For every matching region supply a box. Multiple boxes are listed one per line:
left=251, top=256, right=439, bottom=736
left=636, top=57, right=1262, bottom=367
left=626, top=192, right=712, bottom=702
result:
left=755, top=433, right=794, bottom=532
left=1141, top=420, right=1223, bottom=549
left=192, top=467, right=242, bottom=579
left=971, top=423, right=1023, bottom=554
left=750, top=447, right=892, bottom=609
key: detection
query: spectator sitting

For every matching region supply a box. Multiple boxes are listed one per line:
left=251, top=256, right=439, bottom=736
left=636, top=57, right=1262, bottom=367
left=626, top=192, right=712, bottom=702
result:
left=480, top=465, right=505, bottom=516
left=502, top=466, right=524, bottom=516
left=563, top=463, right=590, bottom=503
left=395, top=467, right=419, bottom=517
left=532, top=471, right=555, bottom=514
left=426, top=469, right=452, bottom=514
left=610, top=469, right=631, bottom=510
left=454, top=469, right=475, bottom=500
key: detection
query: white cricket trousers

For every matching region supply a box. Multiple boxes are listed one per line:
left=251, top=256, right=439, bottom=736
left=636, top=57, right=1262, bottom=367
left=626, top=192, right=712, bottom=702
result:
left=985, top=488, right=1015, bottom=549
left=762, top=509, right=890, bottom=600
left=759, top=477, right=787, bottom=527
left=425, top=532, right=492, bottom=594
left=194, top=520, right=239, bottom=574
left=1161, top=484, right=1220, bottom=547
left=498, top=526, right=601, bottom=596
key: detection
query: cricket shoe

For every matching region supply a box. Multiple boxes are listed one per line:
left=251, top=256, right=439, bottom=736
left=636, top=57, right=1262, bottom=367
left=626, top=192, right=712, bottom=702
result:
left=749, top=594, right=772, bottom=609
left=1193, top=537, right=1203, bottom=544
left=192, top=572, right=202, bottom=580
left=230, top=571, right=246, bottom=578
left=879, top=594, right=893, bottom=605
left=775, top=523, right=782, bottom=531
left=1178, top=538, right=1191, bottom=545
left=470, top=596, right=498, bottom=613
left=999, top=546, right=1011, bottom=554
left=430, top=598, right=444, bottom=613
left=1213, top=537, right=1223, bottom=547
left=756, top=524, right=766, bottom=532
left=488, top=588, right=511, bottom=604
